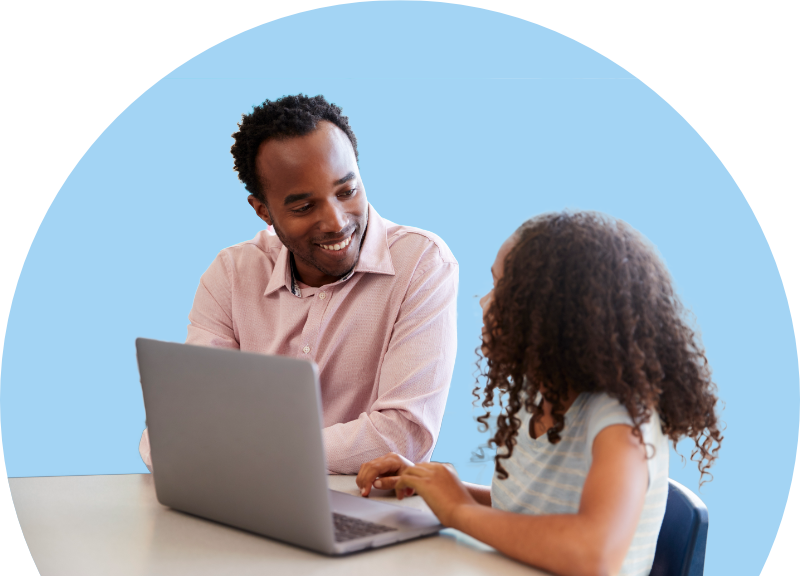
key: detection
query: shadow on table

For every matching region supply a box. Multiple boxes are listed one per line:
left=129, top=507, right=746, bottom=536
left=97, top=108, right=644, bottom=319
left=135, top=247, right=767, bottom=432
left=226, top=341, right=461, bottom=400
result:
left=144, top=479, right=534, bottom=576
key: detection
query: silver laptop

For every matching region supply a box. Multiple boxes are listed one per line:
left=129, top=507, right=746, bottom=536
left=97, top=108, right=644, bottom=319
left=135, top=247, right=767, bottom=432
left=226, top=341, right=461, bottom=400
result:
left=136, top=338, right=442, bottom=554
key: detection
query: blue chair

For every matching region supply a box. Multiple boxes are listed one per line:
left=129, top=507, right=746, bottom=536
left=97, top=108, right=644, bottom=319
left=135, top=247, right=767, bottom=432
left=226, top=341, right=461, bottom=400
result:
left=650, top=479, right=709, bottom=576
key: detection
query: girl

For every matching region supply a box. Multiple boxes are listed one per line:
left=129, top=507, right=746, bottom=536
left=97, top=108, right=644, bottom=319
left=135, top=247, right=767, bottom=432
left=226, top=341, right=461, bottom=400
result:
left=356, top=211, right=722, bottom=576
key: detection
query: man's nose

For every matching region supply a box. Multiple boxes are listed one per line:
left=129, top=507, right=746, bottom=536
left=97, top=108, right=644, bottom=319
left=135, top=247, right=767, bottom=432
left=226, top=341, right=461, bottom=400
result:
left=318, top=200, right=349, bottom=234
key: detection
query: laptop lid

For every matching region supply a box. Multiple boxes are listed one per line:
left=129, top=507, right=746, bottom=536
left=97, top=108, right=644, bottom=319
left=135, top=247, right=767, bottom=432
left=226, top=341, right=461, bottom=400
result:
left=136, top=338, right=336, bottom=553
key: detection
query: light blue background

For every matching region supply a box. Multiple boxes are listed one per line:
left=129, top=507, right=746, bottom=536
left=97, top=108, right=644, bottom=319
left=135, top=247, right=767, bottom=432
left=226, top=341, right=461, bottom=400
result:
left=2, top=3, right=797, bottom=575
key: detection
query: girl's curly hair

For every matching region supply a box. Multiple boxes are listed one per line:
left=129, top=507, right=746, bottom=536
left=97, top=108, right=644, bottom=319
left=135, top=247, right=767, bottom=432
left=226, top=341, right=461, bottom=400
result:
left=477, top=211, right=722, bottom=485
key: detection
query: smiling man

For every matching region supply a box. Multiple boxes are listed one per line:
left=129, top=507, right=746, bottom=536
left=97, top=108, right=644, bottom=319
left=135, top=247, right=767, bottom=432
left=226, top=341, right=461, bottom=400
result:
left=139, top=94, right=458, bottom=473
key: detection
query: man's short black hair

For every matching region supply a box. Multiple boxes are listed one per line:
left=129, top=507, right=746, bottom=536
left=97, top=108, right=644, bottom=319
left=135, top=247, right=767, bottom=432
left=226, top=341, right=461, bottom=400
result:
left=231, top=94, right=359, bottom=202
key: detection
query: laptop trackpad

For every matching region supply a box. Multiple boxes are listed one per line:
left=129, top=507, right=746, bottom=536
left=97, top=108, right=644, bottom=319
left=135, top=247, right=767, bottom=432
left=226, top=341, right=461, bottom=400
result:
left=329, top=489, right=441, bottom=531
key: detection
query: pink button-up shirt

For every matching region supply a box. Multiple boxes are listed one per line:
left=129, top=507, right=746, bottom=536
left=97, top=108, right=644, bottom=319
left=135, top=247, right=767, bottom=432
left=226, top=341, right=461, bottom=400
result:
left=139, top=205, right=458, bottom=473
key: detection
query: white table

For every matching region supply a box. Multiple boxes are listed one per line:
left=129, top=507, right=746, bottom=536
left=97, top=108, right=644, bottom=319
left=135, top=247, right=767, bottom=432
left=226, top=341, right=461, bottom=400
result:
left=9, top=474, right=547, bottom=575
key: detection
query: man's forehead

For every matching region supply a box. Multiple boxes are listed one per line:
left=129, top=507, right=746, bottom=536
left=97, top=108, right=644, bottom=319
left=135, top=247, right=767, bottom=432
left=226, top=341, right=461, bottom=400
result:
left=256, top=124, right=356, bottom=196
left=259, top=122, right=350, bottom=162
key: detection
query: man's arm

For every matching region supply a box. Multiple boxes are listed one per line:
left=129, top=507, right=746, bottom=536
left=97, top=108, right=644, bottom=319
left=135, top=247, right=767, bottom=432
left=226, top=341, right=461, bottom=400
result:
left=138, top=252, right=239, bottom=471
left=185, top=252, right=240, bottom=349
left=323, top=243, right=458, bottom=473
left=139, top=428, right=153, bottom=472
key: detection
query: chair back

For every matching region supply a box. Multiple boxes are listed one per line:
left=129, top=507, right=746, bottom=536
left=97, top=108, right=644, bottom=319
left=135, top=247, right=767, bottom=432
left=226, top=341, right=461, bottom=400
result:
left=650, top=479, right=708, bottom=576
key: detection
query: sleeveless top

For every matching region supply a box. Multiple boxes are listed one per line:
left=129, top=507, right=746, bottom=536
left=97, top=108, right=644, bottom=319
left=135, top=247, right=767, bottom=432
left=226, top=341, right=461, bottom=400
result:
left=491, top=392, right=669, bottom=576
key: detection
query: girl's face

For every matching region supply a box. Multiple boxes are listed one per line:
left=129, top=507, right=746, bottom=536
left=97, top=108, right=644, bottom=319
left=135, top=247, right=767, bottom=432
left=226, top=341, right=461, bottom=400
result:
left=479, top=234, right=518, bottom=346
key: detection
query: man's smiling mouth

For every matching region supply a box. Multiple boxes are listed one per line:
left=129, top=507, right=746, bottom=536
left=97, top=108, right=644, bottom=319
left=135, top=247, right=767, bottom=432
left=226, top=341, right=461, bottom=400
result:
left=317, top=232, right=354, bottom=252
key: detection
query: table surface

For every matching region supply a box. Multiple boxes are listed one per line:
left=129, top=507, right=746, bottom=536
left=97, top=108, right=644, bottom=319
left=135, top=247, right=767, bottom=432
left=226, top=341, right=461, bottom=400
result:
left=9, top=473, right=547, bottom=576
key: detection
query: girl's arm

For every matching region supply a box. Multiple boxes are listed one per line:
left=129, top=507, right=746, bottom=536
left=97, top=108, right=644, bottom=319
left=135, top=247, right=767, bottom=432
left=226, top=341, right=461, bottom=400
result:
left=462, top=482, right=492, bottom=506
left=395, top=424, right=649, bottom=576
left=356, top=454, right=492, bottom=505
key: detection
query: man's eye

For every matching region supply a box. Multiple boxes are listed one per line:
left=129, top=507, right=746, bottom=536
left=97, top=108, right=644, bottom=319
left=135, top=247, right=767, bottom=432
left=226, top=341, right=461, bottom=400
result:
left=292, top=204, right=312, bottom=214
left=340, top=188, right=357, bottom=198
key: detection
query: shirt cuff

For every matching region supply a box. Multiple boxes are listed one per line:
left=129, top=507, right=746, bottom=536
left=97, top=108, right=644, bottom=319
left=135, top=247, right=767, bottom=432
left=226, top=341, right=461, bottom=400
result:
left=139, top=428, right=153, bottom=473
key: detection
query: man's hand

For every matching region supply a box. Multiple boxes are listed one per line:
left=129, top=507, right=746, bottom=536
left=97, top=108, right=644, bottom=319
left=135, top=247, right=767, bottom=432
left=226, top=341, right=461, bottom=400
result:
left=394, top=463, right=478, bottom=527
left=356, top=452, right=415, bottom=498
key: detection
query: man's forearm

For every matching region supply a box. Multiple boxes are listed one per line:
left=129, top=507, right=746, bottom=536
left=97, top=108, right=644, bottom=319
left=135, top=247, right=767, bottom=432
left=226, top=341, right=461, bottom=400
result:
left=323, top=410, right=435, bottom=474
left=324, top=255, right=457, bottom=473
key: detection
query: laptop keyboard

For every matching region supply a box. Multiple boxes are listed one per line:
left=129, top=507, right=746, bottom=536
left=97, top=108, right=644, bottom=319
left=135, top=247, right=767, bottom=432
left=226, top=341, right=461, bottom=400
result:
left=333, top=512, right=397, bottom=542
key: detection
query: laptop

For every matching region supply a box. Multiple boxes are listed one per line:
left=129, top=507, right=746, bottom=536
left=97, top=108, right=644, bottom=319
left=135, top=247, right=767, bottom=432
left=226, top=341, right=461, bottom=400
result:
left=135, top=338, right=443, bottom=554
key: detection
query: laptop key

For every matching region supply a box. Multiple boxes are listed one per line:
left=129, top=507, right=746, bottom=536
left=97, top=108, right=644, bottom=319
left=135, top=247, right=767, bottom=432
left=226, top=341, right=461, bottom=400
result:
left=333, top=512, right=398, bottom=542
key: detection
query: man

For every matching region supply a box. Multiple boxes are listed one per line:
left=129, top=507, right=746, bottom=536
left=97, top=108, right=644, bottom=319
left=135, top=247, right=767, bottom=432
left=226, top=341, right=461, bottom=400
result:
left=139, top=94, right=458, bottom=473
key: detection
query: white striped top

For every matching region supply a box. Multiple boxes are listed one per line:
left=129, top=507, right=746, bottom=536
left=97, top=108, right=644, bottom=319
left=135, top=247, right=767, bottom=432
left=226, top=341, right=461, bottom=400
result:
left=491, top=392, right=669, bottom=576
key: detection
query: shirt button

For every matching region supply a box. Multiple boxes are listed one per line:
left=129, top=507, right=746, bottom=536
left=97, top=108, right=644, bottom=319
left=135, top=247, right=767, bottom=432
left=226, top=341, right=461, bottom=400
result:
left=319, top=292, right=326, bottom=299
left=303, top=345, right=310, bottom=354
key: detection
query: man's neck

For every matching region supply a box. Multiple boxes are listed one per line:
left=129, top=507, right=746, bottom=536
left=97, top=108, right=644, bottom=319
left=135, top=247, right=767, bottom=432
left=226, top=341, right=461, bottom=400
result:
left=289, top=253, right=342, bottom=288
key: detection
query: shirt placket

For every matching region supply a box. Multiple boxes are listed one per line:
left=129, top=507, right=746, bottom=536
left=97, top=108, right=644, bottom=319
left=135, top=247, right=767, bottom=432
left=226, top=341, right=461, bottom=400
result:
left=298, top=285, right=334, bottom=359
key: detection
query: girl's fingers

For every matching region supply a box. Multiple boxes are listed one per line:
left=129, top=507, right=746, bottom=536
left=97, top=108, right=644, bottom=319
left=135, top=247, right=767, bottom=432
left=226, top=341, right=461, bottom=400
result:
left=373, top=475, right=399, bottom=490
left=392, top=485, right=414, bottom=499
left=399, top=464, right=433, bottom=478
left=357, top=458, right=392, bottom=487
left=356, top=453, right=409, bottom=496
left=394, top=464, right=451, bottom=499
left=395, top=474, right=418, bottom=489
left=395, top=472, right=427, bottom=499
left=394, top=478, right=412, bottom=499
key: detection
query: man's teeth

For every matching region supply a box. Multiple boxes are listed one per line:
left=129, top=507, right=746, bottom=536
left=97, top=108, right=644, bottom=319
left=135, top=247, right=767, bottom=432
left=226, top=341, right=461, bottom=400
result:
left=320, top=235, right=352, bottom=251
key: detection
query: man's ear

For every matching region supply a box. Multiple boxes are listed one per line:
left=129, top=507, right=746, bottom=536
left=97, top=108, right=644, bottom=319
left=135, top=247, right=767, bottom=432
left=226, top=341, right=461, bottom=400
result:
left=248, top=194, right=273, bottom=226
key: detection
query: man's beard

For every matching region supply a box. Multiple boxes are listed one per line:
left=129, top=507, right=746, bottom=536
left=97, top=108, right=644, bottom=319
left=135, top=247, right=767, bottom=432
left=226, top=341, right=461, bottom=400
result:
left=268, top=210, right=367, bottom=282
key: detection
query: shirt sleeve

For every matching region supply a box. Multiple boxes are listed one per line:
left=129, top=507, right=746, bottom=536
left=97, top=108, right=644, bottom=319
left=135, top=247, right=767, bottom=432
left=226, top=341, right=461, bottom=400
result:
left=584, top=394, right=635, bottom=462
left=139, top=428, right=153, bottom=472
left=322, top=247, right=459, bottom=473
left=139, top=251, right=240, bottom=473
left=185, top=251, right=240, bottom=349
left=584, top=393, right=659, bottom=490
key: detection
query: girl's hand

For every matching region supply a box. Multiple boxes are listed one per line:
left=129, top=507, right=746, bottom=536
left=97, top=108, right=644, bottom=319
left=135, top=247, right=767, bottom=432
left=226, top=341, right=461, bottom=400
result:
left=356, top=452, right=415, bottom=497
left=395, top=463, right=478, bottom=527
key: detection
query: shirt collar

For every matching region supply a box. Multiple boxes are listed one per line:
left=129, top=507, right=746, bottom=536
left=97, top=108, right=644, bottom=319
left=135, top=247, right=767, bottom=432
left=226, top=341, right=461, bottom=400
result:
left=353, top=204, right=396, bottom=276
left=264, top=203, right=395, bottom=298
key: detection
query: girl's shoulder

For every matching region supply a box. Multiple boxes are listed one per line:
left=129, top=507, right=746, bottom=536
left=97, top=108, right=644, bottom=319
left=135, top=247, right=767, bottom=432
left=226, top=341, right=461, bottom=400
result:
left=575, top=392, right=658, bottom=443
left=570, top=392, right=634, bottom=437
left=576, top=392, right=668, bottom=471
left=581, top=392, right=634, bottom=425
